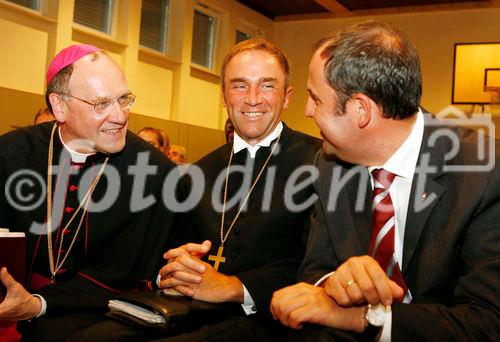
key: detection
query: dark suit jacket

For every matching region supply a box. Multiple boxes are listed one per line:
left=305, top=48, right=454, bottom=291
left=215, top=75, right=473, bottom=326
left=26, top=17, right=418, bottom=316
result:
left=173, top=123, right=321, bottom=318
left=299, top=114, right=500, bottom=340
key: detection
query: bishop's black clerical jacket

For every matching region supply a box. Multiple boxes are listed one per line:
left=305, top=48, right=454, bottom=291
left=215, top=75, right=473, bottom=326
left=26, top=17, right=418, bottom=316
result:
left=0, top=122, right=176, bottom=315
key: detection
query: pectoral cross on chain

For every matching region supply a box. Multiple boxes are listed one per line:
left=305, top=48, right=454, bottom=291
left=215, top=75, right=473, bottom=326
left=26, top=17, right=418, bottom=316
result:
left=208, top=246, right=226, bottom=271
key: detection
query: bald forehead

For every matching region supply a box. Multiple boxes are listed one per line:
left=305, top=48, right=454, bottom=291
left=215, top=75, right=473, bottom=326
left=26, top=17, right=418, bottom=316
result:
left=73, top=52, right=118, bottom=71
left=69, top=52, right=129, bottom=96
left=71, top=53, right=125, bottom=82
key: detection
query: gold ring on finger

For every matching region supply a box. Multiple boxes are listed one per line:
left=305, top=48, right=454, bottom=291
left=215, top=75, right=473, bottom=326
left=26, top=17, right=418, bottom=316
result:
left=345, top=279, right=356, bottom=287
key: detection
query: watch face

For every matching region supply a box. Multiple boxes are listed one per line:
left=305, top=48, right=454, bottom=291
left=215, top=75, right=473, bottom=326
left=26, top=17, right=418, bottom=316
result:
left=366, top=304, right=386, bottom=327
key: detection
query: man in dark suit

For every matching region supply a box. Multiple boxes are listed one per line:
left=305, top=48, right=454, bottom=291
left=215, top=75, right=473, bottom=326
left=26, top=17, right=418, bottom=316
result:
left=156, top=39, right=321, bottom=340
left=271, top=20, right=500, bottom=340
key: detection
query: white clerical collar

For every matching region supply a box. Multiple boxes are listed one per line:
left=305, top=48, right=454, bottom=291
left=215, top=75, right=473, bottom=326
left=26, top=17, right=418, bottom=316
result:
left=368, top=109, right=424, bottom=180
left=233, top=122, right=283, bottom=158
left=58, top=126, right=96, bottom=163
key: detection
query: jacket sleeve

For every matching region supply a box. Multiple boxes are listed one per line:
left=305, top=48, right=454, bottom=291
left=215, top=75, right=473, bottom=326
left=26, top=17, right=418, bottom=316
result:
left=391, top=170, right=500, bottom=341
left=297, top=200, right=340, bottom=284
left=236, top=219, right=309, bottom=317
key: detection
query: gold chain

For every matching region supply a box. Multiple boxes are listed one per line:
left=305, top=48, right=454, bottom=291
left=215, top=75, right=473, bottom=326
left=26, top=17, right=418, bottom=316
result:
left=46, top=123, right=109, bottom=280
left=219, top=134, right=281, bottom=246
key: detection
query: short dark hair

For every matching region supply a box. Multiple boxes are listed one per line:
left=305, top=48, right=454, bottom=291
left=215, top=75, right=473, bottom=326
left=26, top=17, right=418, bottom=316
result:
left=317, top=20, right=421, bottom=119
left=221, top=38, right=291, bottom=91
left=45, top=64, right=73, bottom=114
left=137, top=127, right=164, bottom=147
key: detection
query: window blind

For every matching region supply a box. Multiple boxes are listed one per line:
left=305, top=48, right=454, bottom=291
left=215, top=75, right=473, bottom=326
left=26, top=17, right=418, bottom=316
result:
left=74, top=0, right=114, bottom=34
left=140, top=0, right=169, bottom=53
left=191, top=9, right=217, bottom=68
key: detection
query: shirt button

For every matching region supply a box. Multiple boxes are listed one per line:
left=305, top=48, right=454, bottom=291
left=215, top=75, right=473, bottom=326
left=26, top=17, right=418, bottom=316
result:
left=69, top=185, right=78, bottom=192
left=64, top=207, right=74, bottom=213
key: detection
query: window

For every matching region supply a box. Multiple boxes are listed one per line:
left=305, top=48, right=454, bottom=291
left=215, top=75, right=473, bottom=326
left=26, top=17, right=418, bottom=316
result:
left=235, top=20, right=264, bottom=45
left=140, top=0, right=170, bottom=53
left=73, top=0, right=114, bottom=34
left=235, top=30, right=251, bottom=44
left=5, top=0, right=40, bottom=10
left=191, top=6, right=219, bottom=69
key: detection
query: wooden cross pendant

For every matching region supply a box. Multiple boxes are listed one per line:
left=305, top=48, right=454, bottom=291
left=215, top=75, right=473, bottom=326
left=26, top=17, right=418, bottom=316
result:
left=208, top=246, right=226, bottom=271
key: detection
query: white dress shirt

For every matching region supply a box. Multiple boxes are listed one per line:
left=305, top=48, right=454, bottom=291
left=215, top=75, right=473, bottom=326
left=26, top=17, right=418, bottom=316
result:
left=314, top=111, right=424, bottom=340
left=368, top=110, right=424, bottom=341
left=233, top=121, right=283, bottom=158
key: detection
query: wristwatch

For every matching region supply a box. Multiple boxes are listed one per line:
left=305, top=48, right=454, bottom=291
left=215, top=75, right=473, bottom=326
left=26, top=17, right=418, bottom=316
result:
left=366, top=303, right=386, bottom=326
left=363, top=303, right=386, bottom=339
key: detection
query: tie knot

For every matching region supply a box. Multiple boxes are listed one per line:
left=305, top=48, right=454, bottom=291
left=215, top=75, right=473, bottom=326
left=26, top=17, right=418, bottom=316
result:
left=372, top=168, right=395, bottom=189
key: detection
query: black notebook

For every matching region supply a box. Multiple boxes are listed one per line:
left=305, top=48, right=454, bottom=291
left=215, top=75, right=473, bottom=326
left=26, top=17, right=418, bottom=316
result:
left=108, top=290, right=228, bottom=331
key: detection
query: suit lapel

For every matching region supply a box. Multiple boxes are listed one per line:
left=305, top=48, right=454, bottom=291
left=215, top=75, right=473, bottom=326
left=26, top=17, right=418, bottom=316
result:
left=323, top=163, right=370, bottom=261
left=321, top=113, right=452, bottom=268
left=403, top=175, right=445, bottom=272
left=348, top=169, right=372, bottom=253
left=402, top=115, right=447, bottom=273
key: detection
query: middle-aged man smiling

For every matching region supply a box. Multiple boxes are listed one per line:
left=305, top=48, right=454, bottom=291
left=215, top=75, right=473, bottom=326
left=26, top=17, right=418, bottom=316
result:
left=156, top=39, right=321, bottom=340
left=271, top=20, right=500, bottom=341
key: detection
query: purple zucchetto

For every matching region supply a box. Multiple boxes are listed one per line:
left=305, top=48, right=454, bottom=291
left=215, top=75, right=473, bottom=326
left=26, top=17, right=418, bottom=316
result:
left=46, top=44, right=100, bottom=85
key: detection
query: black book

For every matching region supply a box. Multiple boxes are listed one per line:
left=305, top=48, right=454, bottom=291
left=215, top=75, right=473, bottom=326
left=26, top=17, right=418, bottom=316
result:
left=108, top=290, right=230, bottom=332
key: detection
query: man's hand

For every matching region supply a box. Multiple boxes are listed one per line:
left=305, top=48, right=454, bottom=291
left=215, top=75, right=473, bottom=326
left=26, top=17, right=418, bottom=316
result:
left=159, top=241, right=244, bottom=303
left=159, top=241, right=211, bottom=288
left=324, top=255, right=403, bottom=307
left=175, top=261, right=243, bottom=303
left=0, top=267, right=41, bottom=321
left=271, top=282, right=365, bottom=332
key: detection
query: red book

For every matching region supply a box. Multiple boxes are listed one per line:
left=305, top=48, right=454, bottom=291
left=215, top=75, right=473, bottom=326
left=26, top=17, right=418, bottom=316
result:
left=0, top=231, right=26, bottom=302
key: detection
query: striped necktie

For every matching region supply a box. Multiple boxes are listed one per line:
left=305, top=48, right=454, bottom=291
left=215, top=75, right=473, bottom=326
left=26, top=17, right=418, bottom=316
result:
left=369, top=168, right=411, bottom=303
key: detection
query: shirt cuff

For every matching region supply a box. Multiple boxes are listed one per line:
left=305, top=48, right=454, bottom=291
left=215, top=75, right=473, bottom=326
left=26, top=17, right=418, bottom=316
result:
left=156, top=273, right=161, bottom=287
left=32, top=294, right=46, bottom=317
left=378, top=307, right=392, bottom=342
left=241, top=284, right=257, bottom=315
left=314, top=271, right=335, bottom=287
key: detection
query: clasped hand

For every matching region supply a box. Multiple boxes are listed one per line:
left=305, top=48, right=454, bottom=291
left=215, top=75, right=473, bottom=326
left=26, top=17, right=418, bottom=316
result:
left=0, top=267, right=41, bottom=321
left=323, top=255, right=403, bottom=307
left=270, top=255, right=403, bottom=331
left=158, top=241, right=243, bottom=303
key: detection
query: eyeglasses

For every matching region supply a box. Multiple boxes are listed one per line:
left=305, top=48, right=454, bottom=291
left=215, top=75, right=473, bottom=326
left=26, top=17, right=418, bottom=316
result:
left=63, top=93, right=136, bottom=114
